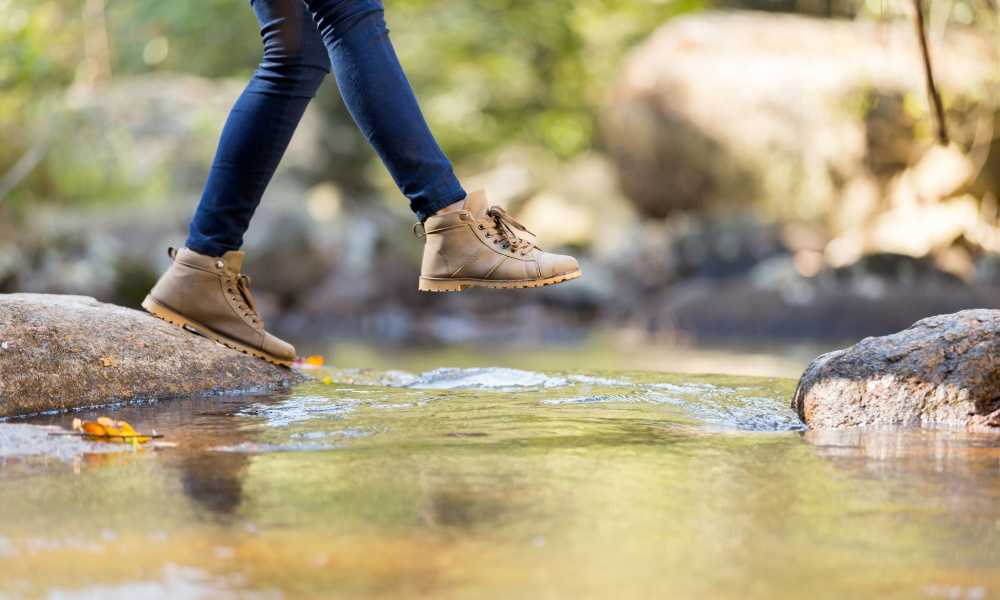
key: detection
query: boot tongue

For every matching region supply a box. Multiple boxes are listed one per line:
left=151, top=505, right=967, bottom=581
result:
left=221, top=250, right=246, bottom=273
left=463, top=190, right=490, bottom=220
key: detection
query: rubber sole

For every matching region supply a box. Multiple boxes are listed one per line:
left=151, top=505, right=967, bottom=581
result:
left=418, top=269, right=582, bottom=292
left=141, top=295, right=293, bottom=368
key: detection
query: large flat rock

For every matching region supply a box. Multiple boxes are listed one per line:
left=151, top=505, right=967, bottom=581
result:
left=0, top=294, right=303, bottom=417
left=792, top=310, right=1000, bottom=430
left=605, top=11, right=994, bottom=219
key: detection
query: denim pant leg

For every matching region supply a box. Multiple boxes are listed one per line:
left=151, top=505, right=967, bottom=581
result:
left=301, top=0, right=466, bottom=220
left=188, top=0, right=466, bottom=256
left=187, top=0, right=331, bottom=256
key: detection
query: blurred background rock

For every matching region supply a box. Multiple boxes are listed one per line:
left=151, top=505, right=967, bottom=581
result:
left=1, top=0, right=998, bottom=372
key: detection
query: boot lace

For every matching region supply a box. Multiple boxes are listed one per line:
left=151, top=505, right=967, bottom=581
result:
left=480, top=206, right=535, bottom=255
left=227, top=273, right=263, bottom=328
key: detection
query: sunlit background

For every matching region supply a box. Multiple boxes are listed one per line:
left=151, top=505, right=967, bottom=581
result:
left=1, top=0, right=998, bottom=376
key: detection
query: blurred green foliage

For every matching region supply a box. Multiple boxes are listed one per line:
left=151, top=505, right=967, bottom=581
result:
left=0, top=0, right=993, bottom=214
left=0, top=0, right=705, bottom=212
left=388, top=0, right=704, bottom=158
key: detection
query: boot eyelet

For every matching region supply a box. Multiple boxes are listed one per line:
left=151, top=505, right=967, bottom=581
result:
left=478, top=224, right=485, bottom=230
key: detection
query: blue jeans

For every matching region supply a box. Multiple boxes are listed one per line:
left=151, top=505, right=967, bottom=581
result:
left=186, top=0, right=466, bottom=257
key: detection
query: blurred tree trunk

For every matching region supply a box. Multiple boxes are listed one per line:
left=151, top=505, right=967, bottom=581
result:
left=80, top=0, right=113, bottom=88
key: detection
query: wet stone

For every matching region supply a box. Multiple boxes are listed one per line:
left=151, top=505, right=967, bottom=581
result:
left=793, top=309, right=1000, bottom=430
left=0, top=293, right=303, bottom=417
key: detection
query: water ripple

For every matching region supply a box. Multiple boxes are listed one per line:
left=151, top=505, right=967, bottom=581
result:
left=237, top=396, right=358, bottom=427
left=541, top=394, right=641, bottom=405
left=210, top=441, right=341, bottom=453
left=399, top=368, right=569, bottom=390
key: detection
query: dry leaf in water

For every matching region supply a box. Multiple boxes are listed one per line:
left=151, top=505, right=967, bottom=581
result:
left=73, top=417, right=151, bottom=444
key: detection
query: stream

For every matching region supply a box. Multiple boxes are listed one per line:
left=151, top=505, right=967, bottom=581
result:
left=1, top=367, right=999, bottom=599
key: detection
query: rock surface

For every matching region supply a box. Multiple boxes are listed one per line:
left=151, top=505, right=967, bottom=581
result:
left=792, top=310, right=1000, bottom=430
left=604, top=12, right=996, bottom=220
left=0, top=294, right=303, bottom=417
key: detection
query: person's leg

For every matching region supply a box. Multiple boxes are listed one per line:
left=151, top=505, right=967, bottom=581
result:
left=186, top=0, right=331, bottom=257
left=301, top=0, right=579, bottom=292
left=144, top=0, right=333, bottom=365
left=301, top=0, right=466, bottom=221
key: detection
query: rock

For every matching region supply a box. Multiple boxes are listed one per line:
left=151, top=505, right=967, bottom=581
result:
left=829, top=252, right=965, bottom=289
left=7, top=183, right=335, bottom=311
left=604, top=12, right=996, bottom=220
left=512, top=153, right=638, bottom=254
left=243, top=197, right=331, bottom=305
left=792, top=310, right=1000, bottom=430
left=56, top=74, right=328, bottom=195
left=6, top=203, right=190, bottom=307
left=0, top=294, right=303, bottom=417
left=670, top=216, right=788, bottom=280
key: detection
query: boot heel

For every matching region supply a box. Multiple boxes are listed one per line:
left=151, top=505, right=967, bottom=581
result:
left=142, top=295, right=190, bottom=328
left=418, top=277, right=466, bottom=292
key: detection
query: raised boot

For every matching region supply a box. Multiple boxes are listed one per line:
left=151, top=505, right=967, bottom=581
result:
left=417, top=190, right=581, bottom=292
left=141, top=247, right=296, bottom=367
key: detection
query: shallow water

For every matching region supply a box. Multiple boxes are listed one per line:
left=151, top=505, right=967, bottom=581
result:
left=2, top=367, right=999, bottom=599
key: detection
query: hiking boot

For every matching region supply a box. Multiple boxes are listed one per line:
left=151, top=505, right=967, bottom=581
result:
left=141, top=247, right=295, bottom=367
left=417, top=190, right=581, bottom=292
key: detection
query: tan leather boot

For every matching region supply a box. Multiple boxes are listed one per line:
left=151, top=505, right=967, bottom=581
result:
left=141, top=247, right=296, bottom=367
left=417, top=190, right=581, bottom=292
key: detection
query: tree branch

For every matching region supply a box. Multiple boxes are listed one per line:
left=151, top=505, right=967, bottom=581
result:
left=0, top=138, right=49, bottom=204
left=912, top=0, right=950, bottom=145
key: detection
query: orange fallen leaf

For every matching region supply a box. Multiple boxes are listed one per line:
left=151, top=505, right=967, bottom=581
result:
left=305, top=355, right=325, bottom=366
left=73, top=416, right=151, bottom=444
left=81, top=421, right=108, bottom=436
left=99, top=355, right=116, bottom=367
left=97, top=416, right=124, bottom=437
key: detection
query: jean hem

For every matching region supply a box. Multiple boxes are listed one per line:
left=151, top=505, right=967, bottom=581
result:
left=184, top=238, right=233, bottom=258
left=415, top=188, right=468, bottom=222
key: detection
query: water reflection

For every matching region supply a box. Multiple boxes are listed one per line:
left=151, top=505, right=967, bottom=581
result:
left=417, top=468, right=516, bottom=531
left=807, top=427, right=1000, bottom=477
left=26, top=393, right=282, bottom=521
left=176, top=452, right=249, bottom=519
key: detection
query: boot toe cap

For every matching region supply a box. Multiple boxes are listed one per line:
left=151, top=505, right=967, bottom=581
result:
left=538, top=252, right=580, bottom=279
left=262, top=332, right=296, bottom=362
